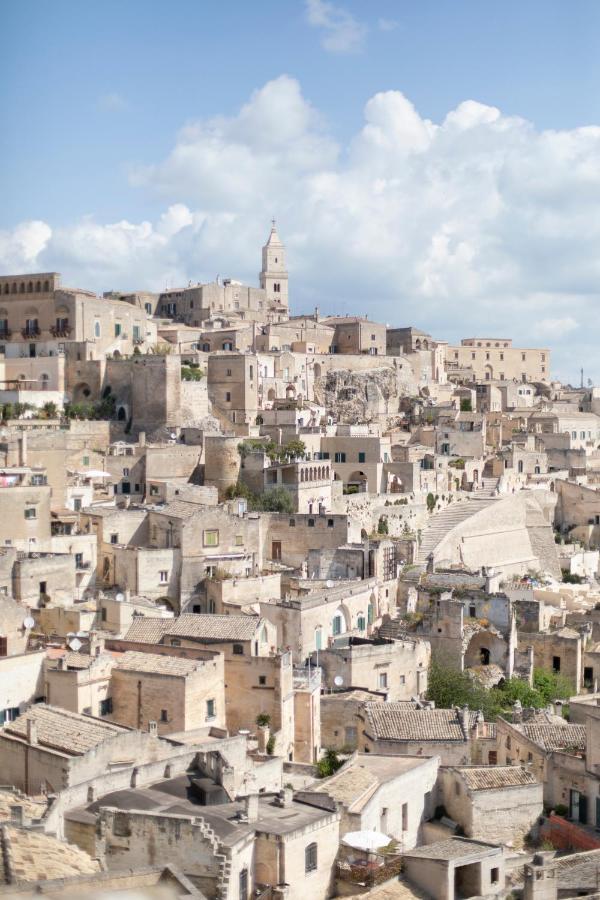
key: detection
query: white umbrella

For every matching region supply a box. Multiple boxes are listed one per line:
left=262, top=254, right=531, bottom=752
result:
left=342, top=830, right=390, bottom=852
left=78, top=469, right=111, bottom=478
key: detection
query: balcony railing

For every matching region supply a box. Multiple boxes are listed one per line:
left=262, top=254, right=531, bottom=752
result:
left=0, top=329, right=12, bottom=339
left=50, top=325, right=72, bottom=337
left=21, top=327, right=41, bottom=339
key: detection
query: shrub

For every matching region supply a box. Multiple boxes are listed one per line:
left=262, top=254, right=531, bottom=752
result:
left=266, top=735, right=276, bottom=755
left=316, top=749, right=344, bottom=778
left=377, top=517, right=389, bottom=535
left=256, top=713, right=271, bottom=727
left=181, top=365, right=204, bottom=381
left=460, top=399, right=472, bottom=412
left=553, top=804, right=568, bottom=817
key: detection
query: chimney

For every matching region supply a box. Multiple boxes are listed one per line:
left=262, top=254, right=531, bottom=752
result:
left=459, top=705, right=470, bottom=738
left=512, top=700, right=523, bottom=723
left=281, top=787, right=293, bottom=808
left=19, top=433, right=27, bottom=466
left=27, top=719, right=37, bottom=745
left=245, top=794, right=259, bottom=822
left=58, top=656, right=67, bottom=671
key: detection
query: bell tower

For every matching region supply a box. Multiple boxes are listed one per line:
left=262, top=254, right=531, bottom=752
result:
left=260, top=220, right=288, bottom=310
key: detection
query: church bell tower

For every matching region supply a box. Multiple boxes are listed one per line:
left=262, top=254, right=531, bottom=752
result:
left=260, top=220, right=288, bottom=310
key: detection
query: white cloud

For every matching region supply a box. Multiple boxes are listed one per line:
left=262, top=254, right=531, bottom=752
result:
left=305, top=0, right=367, bottom=53
left=98, top=92, right=128, bottom=111
left=377, top=18, right=399, bottom=32
left=3, top=77, right=600, bottom=383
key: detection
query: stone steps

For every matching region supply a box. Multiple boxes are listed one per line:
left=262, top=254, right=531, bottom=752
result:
left=415, top=497, right=498, bottom=564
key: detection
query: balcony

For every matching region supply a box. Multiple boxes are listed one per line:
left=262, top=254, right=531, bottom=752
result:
left=50, top=324, right=72, bottom=338
left=133, top=337, right=144, bottom=345
left=0, top=329, right=12, bottom=339
left=21, top=327, right=41, bottom=339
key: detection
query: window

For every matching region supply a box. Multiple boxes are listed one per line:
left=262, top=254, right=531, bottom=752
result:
left=259, top=675, right=267, bottom=686
left=100, top=697, right=113, bottom=716
left=402, top=802, right=408, bottom=831
left=75, top=552, right=83, bottom=568
left=379, top=672, right=388, bottom=689
left=233, top=643, right=244, bottom=655
left=82, top=455, right=90, bottom=466
left=289, top=518, right=296, bottom=527
left=145, top=302, right=152, bottom=315
left=114, top=323, right=122, bottom=337
left=553, top=655, right=561, bottom=673
left=225, top=392, right=231, bottom=402
left=235, top=535, right=244, bottom=546
left=239, top=868, right=249, bottom=899
left=305, top=843, right=318, bottom=873
left=357, top=615, right=366, bottom=631
left=332, top=614, right=343, bottom=636
left=327, top=518, right=334, bottom=528
left=123, top=467, right=130, bottom=477
left=203, top=529, right=219, bottom=547
left=24, top=508, right=36, bottom=520
left=159, top=570, right=168, bottom=583
left=110, top=533, right=119, bottom=544
left=491, top=868, right=499, bottom=884
left=160, top=709, right=168, bottom=722
left=308, top=518, right=315, bottom=527
left=206, top=699, right=216, bottom=720
left=94, top=321, right=101, bottom=338
left=334, top=452, right=346, bottom=463
left=358, top=451, right=366, bottom=463
left=132, top=325, right=141, bottom=341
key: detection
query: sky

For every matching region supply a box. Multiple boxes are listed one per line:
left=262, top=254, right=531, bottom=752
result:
left=2, top=0, right=600, bottom=384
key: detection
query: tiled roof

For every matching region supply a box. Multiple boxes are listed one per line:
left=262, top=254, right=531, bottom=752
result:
left=116, top=650, right=205, bottom=677
left=364, top=704, right=487, bottom=743
left=0, top=824, right=100, bottom=884
left=152, top=500, right=202, bottom=519
left=454, top=766, right=538, bottom=791
left=124, top=613, right=261, bottom=644
left=521, top=723, right=586, bottom=752
left=3, top=705, right=129, bottom=756
left=122, top=618, right=174, bottom=643
left=0, top=789, right=48, bottom=824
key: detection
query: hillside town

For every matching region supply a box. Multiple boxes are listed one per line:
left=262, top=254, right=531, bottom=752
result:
left=1, top=223, right=600, bottom=899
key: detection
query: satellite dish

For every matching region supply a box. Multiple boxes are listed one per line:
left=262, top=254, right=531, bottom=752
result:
left=23, top=617, right=35, bottom=629
left=170, top=433, right=176, bottom=440
left=115, top=592, right=125, bottom=602
left=334, top=675, right=344, bottom=687
left=69, top=637, right=83, bottom=652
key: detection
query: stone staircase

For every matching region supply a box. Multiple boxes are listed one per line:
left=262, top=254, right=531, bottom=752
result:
left=477, top=476, right=500, bottom=498
left=415, top=496, right=498, bottom=565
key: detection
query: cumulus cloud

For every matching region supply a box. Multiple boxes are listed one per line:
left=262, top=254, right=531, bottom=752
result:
left=3, top=77, right=600, bottom=382
left=305, top=0, right=367, bottom=53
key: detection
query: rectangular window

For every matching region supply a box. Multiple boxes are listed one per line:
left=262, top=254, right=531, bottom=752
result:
left=289, top=518, right=295, bottom=527
left=379, top=672, right=388, bottom=689
left=334, top=452, right=346, bottom=463
left=225, top=392, right=231, bottom=402
left=203, top=529, right=219, bottom=547
left=233, top=643, right=244, bottom=655
left=159, top=570, right=168, bottom=583
left=75, top=552, right=83, bottom=568
left=308, top=518, right=315, bottom=527
left=100, top=697, right=113, bottom=716
left=24, top=508, right=36, bottom=519
left=259, top=675, right=267, bottom=685
left=206, top=699, right=215, bottom=720
left=235, top=534, right=244, bottom=546
left=358, top=451, right=366, bottom=463
left=114, top=323, right=122, bottom=337
left=491, top=868, right=499, bottom=884
left=553, top=655, right=561, bottom=672
left=82, top=455, right=90, bottom=466
left=110, top=533, right=118, bottom=544
left=327, top=518, right=334, bottom=528
left=160, top=709, right=168, bottom=722
left=305, top=843, right=318, bottom=873
left=132, top=325, right=141, bottom=341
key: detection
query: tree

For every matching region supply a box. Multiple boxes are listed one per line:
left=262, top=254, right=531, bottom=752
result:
left=377, top=516, right=389, bottom=535
left=427, top=660, right=499, bottom=719
left=282, top=439, right=306, bottom=459
left=532, top=668, right=573, bottom=704
left=255, top=487, right=294, bottom=514
left=460, top=398, right=472, bottom=412
left=42, top=401, right=58, bottom=419
left=426, top=492, right=438, bottom=513
left=316, top=749, right=344, bottom=778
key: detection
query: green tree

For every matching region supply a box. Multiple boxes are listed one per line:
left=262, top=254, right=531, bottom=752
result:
left=427, top=660, right=501, bottom=719
left=316, top=749, right=344, bottom=778
left=42, top=401, right=58, bottom=418
left=426, top=492, right=438, bottom=513
left=460, top=398, right=472, bottom=412
left=254, top=487, right=294, bottom=514
left=532, top=668, right=573, bottom=703
left=282, top=439, right=306, bottom=459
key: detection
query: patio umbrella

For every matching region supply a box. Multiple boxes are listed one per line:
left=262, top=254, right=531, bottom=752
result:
left=78, top=470, right=111, bottom=478
left=342, top=830, right=390, bottom=852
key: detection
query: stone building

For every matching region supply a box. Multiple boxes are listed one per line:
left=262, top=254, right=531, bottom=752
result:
left=359, top=703, right=497, bottom=765
left=446, top=337, right=550, bottom=384
left=44, top=646, right=115, bottom=718
left=110, top=649, right=225, bottom=735
left=437, top=765, right=543, bottom=848
left=402, top=837, right=505, bottom=900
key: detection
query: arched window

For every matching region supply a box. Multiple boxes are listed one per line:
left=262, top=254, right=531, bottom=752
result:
left=36, top=281, right=41, bottom=292
left=20, top=283, right=25, bottom=293
left=27, top=281, right=33, bottom=292
left=357, top=613, right=366, bottom=631
left=94, top=321, right=101, bottom=338
left=43, top=280, right=49, bottom=291
left=3, top=285, right=8, bottom=295
left=314, top=626, right=322, bottom=651
left=11, top=283, right=17, bottom=293
left=332, top=607, right=345, bottom=637
left=305, top=843, right=317, bottom=873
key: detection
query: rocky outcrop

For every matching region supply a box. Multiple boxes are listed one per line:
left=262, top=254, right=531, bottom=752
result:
left=314, top=366, right=413, bottom=425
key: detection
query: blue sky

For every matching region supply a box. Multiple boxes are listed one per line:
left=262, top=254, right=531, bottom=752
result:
left=2, top=0, right=600, bottom=382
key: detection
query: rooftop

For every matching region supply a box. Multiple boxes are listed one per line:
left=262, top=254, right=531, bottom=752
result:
left=124, top=613, right=261, bottom=644
left=314, top=754, right=431, bottom=812
left=116, top=650, right=207, bottom=677
left=520, top=722, right=586, bottom=752
left=452, top=765, right=538, bottom=791
left=0, top=824, right=100, bottom=884
left=2, top=705, right=129, bottom=756
left=364, top=704, right=495, bottom=743
left=402, top=837, right=502, bottom=862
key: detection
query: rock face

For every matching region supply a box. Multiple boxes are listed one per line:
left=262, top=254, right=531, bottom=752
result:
left=314, top=366, right=414, bottom=425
